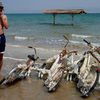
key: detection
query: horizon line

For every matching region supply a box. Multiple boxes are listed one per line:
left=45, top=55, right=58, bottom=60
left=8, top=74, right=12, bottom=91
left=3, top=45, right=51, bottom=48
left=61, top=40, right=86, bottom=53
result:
left=5, top=12, right=100, bottom=14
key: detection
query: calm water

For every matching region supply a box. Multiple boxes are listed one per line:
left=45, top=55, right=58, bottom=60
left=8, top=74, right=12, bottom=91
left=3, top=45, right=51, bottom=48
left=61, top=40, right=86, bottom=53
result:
left=5, top=13, right=100, bottom=47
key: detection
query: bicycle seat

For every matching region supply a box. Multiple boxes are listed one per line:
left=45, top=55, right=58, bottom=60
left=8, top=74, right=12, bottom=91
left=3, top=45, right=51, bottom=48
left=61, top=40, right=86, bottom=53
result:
left=28, top=55, right=35, bottom=61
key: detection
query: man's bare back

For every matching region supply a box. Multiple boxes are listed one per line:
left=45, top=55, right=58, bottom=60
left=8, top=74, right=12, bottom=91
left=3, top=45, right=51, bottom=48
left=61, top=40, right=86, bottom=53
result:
left=0, top=2, right=8, bottom=71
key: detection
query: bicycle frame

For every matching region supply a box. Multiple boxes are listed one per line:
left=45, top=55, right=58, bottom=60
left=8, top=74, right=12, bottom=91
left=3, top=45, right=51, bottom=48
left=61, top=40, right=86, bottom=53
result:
left=75, top=39, right=100, bottom=97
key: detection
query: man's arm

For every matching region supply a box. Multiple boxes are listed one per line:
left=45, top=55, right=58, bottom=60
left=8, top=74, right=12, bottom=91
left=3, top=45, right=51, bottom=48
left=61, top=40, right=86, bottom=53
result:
left=1, top=15, right=8, bottom=29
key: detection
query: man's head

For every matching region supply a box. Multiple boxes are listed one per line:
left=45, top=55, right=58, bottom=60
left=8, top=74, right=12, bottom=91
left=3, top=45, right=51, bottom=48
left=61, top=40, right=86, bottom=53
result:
left=0, top=2, right=4, bottom=12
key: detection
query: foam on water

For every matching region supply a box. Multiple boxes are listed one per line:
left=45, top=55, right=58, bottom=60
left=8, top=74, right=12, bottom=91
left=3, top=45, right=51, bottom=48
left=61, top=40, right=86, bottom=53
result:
left=14, top=36, right=28, bottom=40
left=4, top=56, right=26, bottom=61
left=72, top=34, right=93, bottom=38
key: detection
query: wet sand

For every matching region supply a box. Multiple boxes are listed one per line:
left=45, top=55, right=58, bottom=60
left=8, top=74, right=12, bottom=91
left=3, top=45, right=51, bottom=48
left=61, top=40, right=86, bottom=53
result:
left=0, top=44, right=100, bottom=100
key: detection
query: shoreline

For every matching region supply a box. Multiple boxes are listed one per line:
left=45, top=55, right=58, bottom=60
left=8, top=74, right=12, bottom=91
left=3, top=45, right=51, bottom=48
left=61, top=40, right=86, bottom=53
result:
left=3, top=43, right=89, bottom=65
left=2, top=42, right=89, bottom=75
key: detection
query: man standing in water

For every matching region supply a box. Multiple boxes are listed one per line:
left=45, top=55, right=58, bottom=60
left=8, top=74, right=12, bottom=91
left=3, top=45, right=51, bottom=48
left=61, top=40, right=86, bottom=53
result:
left=0, top=2, right=8, bottom=71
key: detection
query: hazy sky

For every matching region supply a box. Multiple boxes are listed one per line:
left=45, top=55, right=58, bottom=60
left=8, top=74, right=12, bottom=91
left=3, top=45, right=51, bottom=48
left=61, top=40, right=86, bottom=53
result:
left=2, top=0, right=100, bottom=13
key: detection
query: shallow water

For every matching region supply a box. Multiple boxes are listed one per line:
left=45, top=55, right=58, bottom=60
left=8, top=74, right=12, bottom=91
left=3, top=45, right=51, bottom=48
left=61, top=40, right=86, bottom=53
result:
left=0, top=58, right=100, bottom=100
left=0, top=77, right=99, bottom=100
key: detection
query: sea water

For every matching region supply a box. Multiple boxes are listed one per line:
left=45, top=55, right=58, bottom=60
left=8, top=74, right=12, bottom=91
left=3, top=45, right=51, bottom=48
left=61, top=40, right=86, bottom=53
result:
left=5, top=13, right=100, bottom=47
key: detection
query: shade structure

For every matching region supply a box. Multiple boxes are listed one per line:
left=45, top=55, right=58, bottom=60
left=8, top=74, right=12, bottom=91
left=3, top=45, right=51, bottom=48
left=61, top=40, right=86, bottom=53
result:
left=43, top=9, right=86, bottom=25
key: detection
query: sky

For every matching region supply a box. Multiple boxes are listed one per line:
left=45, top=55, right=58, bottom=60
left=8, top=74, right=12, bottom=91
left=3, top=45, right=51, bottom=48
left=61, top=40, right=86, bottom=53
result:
left=2, top=0, right=100, bottom=13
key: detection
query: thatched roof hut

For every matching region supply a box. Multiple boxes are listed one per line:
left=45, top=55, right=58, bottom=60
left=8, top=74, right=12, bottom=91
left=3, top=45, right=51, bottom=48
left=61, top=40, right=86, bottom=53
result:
left=43, top=9, right=86, bottom=25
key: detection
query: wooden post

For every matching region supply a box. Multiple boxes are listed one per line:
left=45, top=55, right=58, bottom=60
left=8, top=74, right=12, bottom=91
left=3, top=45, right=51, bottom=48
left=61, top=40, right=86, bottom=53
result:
left=53, top=13, right=56, bottom=24
left=71, top=14, right=74, bottom=25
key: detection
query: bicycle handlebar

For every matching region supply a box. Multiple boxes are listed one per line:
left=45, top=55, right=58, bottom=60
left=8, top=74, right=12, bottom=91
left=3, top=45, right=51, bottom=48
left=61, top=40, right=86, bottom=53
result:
left=83, top=39, right=94, bottom=49
left=28, top=46, right=37, bottom=55
left=83, top=39, right=91, bottom=45
left=83, top=39, right=100, bottom=54
left=63, top=35, right=69, bottom=48
left=28, top=46, right=39, bottom=61
left=83, top=39, right=100, bottom=63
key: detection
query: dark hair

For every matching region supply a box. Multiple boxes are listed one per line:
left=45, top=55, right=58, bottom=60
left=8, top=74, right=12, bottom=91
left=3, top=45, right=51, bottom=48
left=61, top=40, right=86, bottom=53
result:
left=0, top=6, right=3, bottom=10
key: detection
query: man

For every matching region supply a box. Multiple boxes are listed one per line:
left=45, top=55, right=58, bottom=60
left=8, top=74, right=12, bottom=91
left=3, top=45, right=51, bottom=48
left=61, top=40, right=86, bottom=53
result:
left=0, top=2, right=8, bottom=71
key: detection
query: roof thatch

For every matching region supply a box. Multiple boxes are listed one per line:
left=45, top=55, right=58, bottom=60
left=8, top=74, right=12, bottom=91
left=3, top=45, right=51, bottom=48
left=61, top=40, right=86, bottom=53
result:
left=43, top=9, right=86, bottom=14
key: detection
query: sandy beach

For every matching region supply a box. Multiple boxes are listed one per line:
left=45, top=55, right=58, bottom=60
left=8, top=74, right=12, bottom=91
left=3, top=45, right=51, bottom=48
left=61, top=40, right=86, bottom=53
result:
left=0, top=43, right=99, bottom=100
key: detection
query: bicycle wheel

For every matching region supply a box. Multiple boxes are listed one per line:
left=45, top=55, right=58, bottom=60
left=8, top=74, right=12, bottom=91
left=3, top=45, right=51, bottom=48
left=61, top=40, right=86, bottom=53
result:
left=80, top=69, right=99, bottom=97
left=1, top=67, right=24, bottom=85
